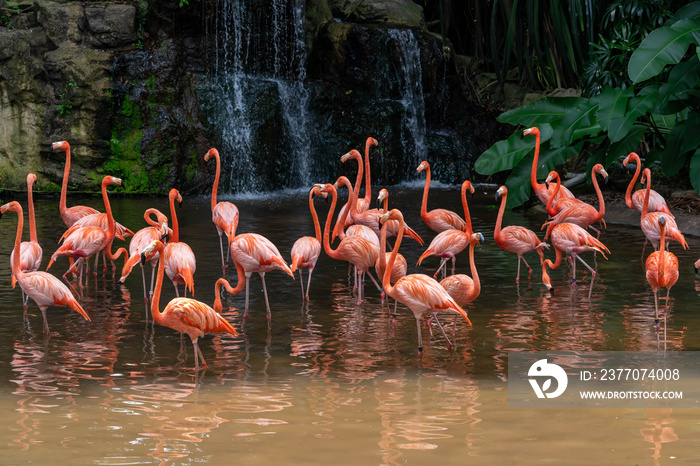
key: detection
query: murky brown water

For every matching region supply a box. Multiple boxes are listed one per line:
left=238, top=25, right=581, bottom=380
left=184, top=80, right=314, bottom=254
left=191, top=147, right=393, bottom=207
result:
left=1, top=186, right=699, bottom=465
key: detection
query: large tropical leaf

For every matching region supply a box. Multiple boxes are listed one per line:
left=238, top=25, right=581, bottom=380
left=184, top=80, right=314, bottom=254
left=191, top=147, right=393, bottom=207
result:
left=628, top=17, right=700, bottom=83
left=596, top=87, right=635, bottom=132
left=666, top=1, right=700, bottom=27
left=655, top=55, right=700, bottom=113
left=497, top=97, right=583, bottom=126
left=661, top=113, right=700, bottom=176
left=689, top=148, right=700, bottom=193
left=605, top=125, right=647, bottom=167
left=608, top=91, right=656, bottom=143
left=550, top=100, right=601, bottom=148
left=475, top=124, right=554, bottom=175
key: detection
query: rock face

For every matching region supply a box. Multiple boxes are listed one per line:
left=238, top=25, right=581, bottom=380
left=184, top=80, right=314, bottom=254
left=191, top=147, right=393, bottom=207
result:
left=0, top=0, right=479, bottom=194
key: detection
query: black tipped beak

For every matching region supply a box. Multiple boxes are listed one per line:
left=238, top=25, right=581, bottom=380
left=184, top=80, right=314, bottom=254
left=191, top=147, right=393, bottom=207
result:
left=377, top=198, right=382, bottom=210
left=549, top=287, right=554, bottom=295
left=694, top=265, right=698, bottom=274
left=140, top=252, right=147, bottom=266
left=604, top=176, right=609, bottom=185
left=160, top=232, right=169, bottom=242
left=118, top=278, right=125, bottom=284
left=520, top=132, right=525, bottom=140
left=545, top=181, right=549, bottom=190
left=121, top=181, right=126, bottom=191
left=495, top=192, right=499, bottom=202
left=49, top=144, right=54, bottom=152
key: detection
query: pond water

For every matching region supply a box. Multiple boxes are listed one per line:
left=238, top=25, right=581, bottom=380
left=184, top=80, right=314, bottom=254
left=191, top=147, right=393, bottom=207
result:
left=1, top=185, right=699, bottom=464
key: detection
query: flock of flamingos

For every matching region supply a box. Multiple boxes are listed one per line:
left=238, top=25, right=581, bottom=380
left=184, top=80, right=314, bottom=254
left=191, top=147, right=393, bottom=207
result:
left=2, top=127, right=697, bottom=368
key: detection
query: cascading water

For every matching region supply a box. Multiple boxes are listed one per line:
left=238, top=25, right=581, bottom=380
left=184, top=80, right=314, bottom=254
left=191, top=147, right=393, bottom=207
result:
left=202, top=0, right=311, bottom=193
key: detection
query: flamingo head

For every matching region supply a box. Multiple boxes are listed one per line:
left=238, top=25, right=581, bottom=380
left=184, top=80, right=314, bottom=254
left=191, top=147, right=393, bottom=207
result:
left=334, top=176, right=352, bottom=192
left=169, top=188, right=183, bottom=206
left=471, top=232, right=485, bottom=245
left=379, top=208, right=402, bottom=225
left=496, top=185, right=507, bottom=201
left=416, top=161, right=429, bottom=173
left=140, top=240, right=163, bottom=265
left=104, top=176, right=123, bottom=189
left=544, top=170, right=559, bottom=190
left=522, top=127, right=539, bottom=137
left=27, top=173, right=37, bottom=186
left=50, top=140, right=69, bottom=152
left=694, top=258, right=699, bottom=274
left=542, top=259, right=554, bottom=293
left=622, top=152, right=639, bottom=167
left=377, top=189, right=388, bottom=209
left=0, top=201, right=21, bottom=217
left=659, top=216, right=666, bottom=228
left=593, top=164, right=609, bottom=184
left=316, top=183, right=335, bottom=197
left=204, top=148, right=219, bottom=162
left=310, top=185, right=328, bottom=200
left=340, top=149, right=361, bottom=164
left=641, top=168, right=651, bottom=187
left=462, top=180, right=475, bottom=196
left=368, top=137, right=378, bottom=146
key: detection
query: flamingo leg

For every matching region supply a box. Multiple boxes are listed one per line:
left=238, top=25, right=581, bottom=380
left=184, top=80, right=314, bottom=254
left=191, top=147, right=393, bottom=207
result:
left=298, top=269, right=305, bottom=300
left=365, top=270, right=383, bottom=294
left=451, top=256, right=456, bottom=276
left=150, top=265, right=156, bottom=298
left=244, top=273, right=252, bottom=321
left=431, top=314, right=453, bottom=352
left=653, top=290, right=660, bottom=328
left=305, top=268, right=314, bottom=301
left=40, top=307, right=50, bottom=335
left=433, top=257, right=449, bottom=279
left=174, top=282, right=180, bottom=297
left=141, top=264, right=148, bottom=301
left=664, top=288, right=670, bottom=350
left=260, top=272, right=272, bottom=325
left=522, top=256, right=533, bottom=276
left=415, top=316, right=424, bottom=359
left=218, top=233, right=226, bottom=271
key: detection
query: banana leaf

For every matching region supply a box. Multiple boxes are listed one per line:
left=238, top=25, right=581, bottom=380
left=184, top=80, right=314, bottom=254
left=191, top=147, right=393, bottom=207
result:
left=608, top=91, right=656, bottom=143
left=474, top=125, right=554, bottom=175
left=690, top=148, right=700, bottom=193
left=596, top=87, right=635, bottom=133
left=497, top=97, right=583, bottom=126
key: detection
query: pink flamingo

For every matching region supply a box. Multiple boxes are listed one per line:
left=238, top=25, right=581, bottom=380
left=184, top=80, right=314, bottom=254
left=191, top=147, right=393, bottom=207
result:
left=374, top=189, right=407, bottom=313
left=119, top=208, right=170, bottom=300
left=230, top=232, right=294, bottom=324
left=417, top=180, right=474, bottom=278
left=47, top=176, right=124, bottom=289
left=318, top=182, right=381, bottom=304
left=417, top=161, right=466, bottom=233
left=494, top=185, right=549, bottom=281
left=164, top=189, right=196, bottom=297
left=541, top=222, right=610, bottom=293
left=640, top=169, right=688, bottom=251
left=543, top=170, right=583, bottom=216
left=645, top=216, right=679, bottom=339
left=290, top=186, right=326, bottom=300
left=542, top=164, right=608, bottom=238
left=1, top=201, right=90, bottom=334
left=141, top=240, right=237, bottom=370
left=522, top=127, right=575, bottom=204
left=623, top=152, right=673, bottom=216
left=205, top=148, right=239, bottom=271
left=380, top=208, right=472, bottom=358
left=51, top=140, right=99, bottom=227
left=11, top=174, right=43, bottom=304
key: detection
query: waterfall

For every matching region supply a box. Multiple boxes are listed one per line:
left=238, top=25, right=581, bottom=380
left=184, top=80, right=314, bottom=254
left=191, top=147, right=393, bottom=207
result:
left=388, top=29, right=428, bottom=177
left=204, top=0, right=311, bottom=193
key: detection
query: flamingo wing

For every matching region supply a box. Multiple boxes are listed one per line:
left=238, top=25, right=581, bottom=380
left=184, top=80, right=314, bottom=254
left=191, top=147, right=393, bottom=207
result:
left=424, top=209, right=466, bottom=233
left=291, top=236, right=322, bottom=271
left=212, top=201, right=239, bottom=240
left=163, top=298, right=237, bottom=337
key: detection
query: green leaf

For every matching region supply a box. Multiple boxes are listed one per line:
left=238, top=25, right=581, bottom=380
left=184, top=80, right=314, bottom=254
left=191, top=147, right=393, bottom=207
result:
left=605, top=125, right=647, bottom=167
left=690, top=148, right=700, bottom=193
left=655, top=55, right=700, bottom=113
left=475, top=125, right=554, bottom=175
left=596, top=87, right=634, bottom=132
left=628, top=17, right=700, bottom=84
left=608, top=91, right=655, bottom=143
left=650, top=113, right=678, bottom=132
left=660, top=113, right=700, bottom=176
left=550, top=100, right=601, bottom=147
left=666, top=1, right=700, bottom=27
left=497, top=97, right=583, bottom=126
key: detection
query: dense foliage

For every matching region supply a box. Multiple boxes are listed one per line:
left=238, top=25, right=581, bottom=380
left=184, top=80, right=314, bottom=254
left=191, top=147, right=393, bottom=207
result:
left=473, top=2, right=700, bottom=208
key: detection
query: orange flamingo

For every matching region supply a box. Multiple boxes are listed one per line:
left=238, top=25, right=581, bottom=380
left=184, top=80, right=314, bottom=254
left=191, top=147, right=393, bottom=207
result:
left=230, top=232, right=294, bottom=324
left=318, top=182, right=381, bottom=304
left=1, top=201, right=90, bottom=334
left=51, top=140, right=99, bottom=227
left=164, top=189, right=196, bottom=297
left=640, top=169, right=688, bottom=251
left=494, top=185, right=549, bottom=282
left=332, top=149, right=365, bottom=240
left=417, top=161, right=466, bottom=232
left=205, top=148, right=239, bottom=271
left=417, top=180, right=474, bottom=278
left=11, top=174, right=43, bottom=303
left=543, top=170, right=583, bottom=216
left=47, top=176, right=124, bottom=288
left=380, top=208, right=472, bottom=358
left=522, top=127, right=575, bottom=204
left=141, top=240, right=237, bottom=370
left=541, top=222, right=610, bottom=293
left=623, top=152, right=673, bottom=216
left=374, top=189, right=407, bottom=313
left=542, top=163, right=608, bottom=238
left=290, top=186, right=326, bottom=300
left=645, top=216, right=679, bottom=335
left=119, top=208, right=170, bottom=300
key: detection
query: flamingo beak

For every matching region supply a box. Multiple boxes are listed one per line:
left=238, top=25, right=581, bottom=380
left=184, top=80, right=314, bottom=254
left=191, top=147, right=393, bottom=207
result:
left=377, top=197, right=382, bottom=209
left=160, top=231, right=169, bottom=242
left=140, top=252, right=147, bottom=266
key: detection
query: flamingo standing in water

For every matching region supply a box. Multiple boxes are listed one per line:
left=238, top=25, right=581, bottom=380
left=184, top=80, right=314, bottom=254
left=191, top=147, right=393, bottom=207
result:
left=290, top=186, right=326, bottom=301
left=373, top=189, right=407, bottom=313
left=141, top=240, right=237, bottom=370
left=318, top=182, right=381, bottom=304
left=1, top=201, right=90, bottom=334
left=623, top=152, right=673, bottom=216
left=417, top=161, right=466, bottom=233
left=164, top=189, right=196, bottom=297
left=11, top=174, right=43, bottom=304
left=541, top=223, right=610, bottom=294
left=230, top=231, right=294, bottom=324
left=494, top=185, right=549, bottom=282
left=119, top=208, right=170, bottom=301
left=47, top=176, right=125, bottom=289
left=640, top=169, right=688, bottom=251
left=417, top=180, right=474, bottom=278
left=51, top=140, right=99, bottom=227
left=645, top=216, right=679, bottom=340
left=522, top=127, right=575, bottom=205
left=542, top=164, right=608, bottom=238
left=379, top=209, right=472, bottom=358
left=205, top=148, right=239, bottom=272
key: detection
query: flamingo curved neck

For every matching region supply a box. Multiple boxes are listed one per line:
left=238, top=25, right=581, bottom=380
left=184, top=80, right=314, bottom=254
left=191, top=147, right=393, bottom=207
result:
left=494, top=191, right=507, bottom=241
left=211, top=153, right=221, bottom=210
left=353, top=154, right=363, bottom=203
left=10, top=204, right=24, bottom=278
left=592, top=170, right=605, bottom=221
left=530, top=131, right=543, bottom=193
left=420, top=166, right=431, bottom=218
left=214, top=275, right=244, bottom=312
left=151, top=242, right=167, bottom=323
left=60, top=146, right=71, bottom=218
left=363, top=139, right=372, bottom=204
left=546, top=175, right=560, bottom=215
left=625, top=154, right=641, bottom=209
left=466, top=239, right=480, bottom=301
left=658, top=222, right=667, bottom=282
left=641, top=170, right=651, bottom=219
left=27, top=179, right=37, bottom=243
left=461, top=184, right=472, bottom=235
left=169, top=195, right=180, bottom=243
left=309, top=190, right=322, bottom=243
left=382, top=213, right=405, bottom=296
left=322, top=188, right=342, bottom=259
